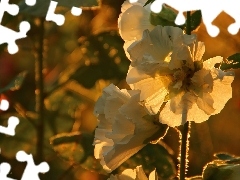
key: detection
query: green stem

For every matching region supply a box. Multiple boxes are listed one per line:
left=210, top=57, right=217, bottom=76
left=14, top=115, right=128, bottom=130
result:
left=35, top=17, right=45, bottom=162
left=179, top=11, right=192, bottom=180
left=186, top=11, right=191, bottom=35
left=179, top=121, right=191, bottom=180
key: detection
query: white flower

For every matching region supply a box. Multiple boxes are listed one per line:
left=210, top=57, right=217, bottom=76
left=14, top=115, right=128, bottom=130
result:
left=126, top=25, right=234, bottom=127
left=118, top=0, right=154, bottom=58
left=93, top=84, right=167, bottom=172
left=126, top=25, right=196, bottom=115
left=160, top=53, right=235, bottom=127
left=108, top=166, right=158, bottom=180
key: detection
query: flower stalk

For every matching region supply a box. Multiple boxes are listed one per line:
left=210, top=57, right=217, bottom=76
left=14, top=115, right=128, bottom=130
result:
left=179, top=11, right=192, bottom=180
left=35, top=17, right=45, bottom=162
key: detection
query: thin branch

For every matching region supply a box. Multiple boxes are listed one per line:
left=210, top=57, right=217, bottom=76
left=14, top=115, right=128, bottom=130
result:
left=35, top=17, right=45, bottom=162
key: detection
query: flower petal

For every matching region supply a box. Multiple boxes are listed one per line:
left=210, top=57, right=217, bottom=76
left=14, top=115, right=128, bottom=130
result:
left=127, top=73, right=170, bottom=114
left=159, top=100, right=211, bottom=127
left=94, top=84, right=163, bottom=172
left=118, top=4, right=154, bottom=42
left=203, top=56, right=223, bottom=70
left=127, top=27, right=172, bottom=67
left=196, top=93, right=215, bottom=115
left=210, top=72, right=234, bottom=115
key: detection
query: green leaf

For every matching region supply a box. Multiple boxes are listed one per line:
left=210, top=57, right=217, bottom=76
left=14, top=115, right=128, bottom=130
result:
left=0, top=115, right=37, bottom=158
left=150, top=5, right=183, bottom=28
left=220, top=53, right=240, bottom=70
left=69, top=31, right=130, bottom=89
left=50, top=132, right=93, bottom=163
left=202, top=153, right=240, bottom=180
left=50, top=132, right=107, bottom=175
left=190, top=10, right=202, bottom=31
left=214, top=153, right=235, bottom=161
left=0, top=71, right=27, bottom=94
left=144, top=0, right=155, bottom=6
left=19, top=0, right=99, bottom=17
left=203, top=163, right=234, bottom=180
left=114, top=143, right=176, bottom=179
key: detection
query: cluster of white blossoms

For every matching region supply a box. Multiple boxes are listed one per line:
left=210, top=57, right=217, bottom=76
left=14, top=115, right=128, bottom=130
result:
left=93, top=84, right=167, bottom=172
left=94, top=0, right=234, bottom=174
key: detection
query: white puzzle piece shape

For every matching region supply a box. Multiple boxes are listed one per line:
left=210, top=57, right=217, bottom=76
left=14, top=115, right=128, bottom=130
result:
left=0, top=116, right=19, bottom=136
left=0, top=163, right=16, bottom=180
left=0, top=0, right=36, bottom=54
left=151, top=0, right=240, bottom=37
left=16, top=151, right=49, bottom=180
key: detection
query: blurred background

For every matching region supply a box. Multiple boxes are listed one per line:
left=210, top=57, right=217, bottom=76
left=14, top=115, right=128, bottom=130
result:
left=0, top=0, right=240, bottom=179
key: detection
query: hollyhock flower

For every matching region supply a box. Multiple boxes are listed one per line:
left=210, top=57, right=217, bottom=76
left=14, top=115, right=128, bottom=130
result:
left=159, top=53, right=235, bottom=127
left=108, top=165, right=158, bottom=180
left=126, top=25, right=234, bottom=127
left=93, top=84, right=168, bottom=172
left=126, top=25, right=196, bottom=115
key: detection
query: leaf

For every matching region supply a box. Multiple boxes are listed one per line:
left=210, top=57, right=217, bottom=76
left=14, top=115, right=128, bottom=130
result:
left=114, top=143, right=176, bottom=179
left=0, top=115, right=37, bottom=158
left=202, top=153, right=240, bottom=180
left=50, top=132, right=107, bottom=175
left=19, top=0, right=99, bottom=17
left=150, top=5, right=183, bottom=28
left=50, top=132, right=93, bottom=163
left=214, top=153, right=235, bottom=161
left=190, top=10, right=202, bottom=31
left=0, top=71, right=27, bottom=94
left=69, top=31, right=130, bottom=89
left=220, top=53, right=240, bottom=70
left=203, top=163, right=234, bottom=180
left=144, top=0, right=155, bottom=6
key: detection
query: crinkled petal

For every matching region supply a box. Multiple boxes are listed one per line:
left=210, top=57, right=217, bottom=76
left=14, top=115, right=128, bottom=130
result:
left=136, top=166, right=148, bottom=180
left=210, top=73, right=234, bottom=115
left=127, top=27, right=172, bottom=67
left=127, top=72, right=170, bottom=114
left=118, top=5, right=154, bottom=42
left=164, top=26, right=195, bottom=47
left=192, top=41, right=205, bottom=61
left=170, top=92, right=197, bottom=114
left=203, top=56, right=223, bottom=70
left=148, top=169, right=158, bottom=180
left=159, top=100, right=211, bottom=127
left=187, top=103, right=211, bottom=123
left=108, top=165, right=152, bottom=180
left=94, top=85, right=162, bottom=172
left=191, top=69, right=212, bottom=87
left=196, top=93, right=215, bottom=115
left=126, top=65, right=152, bottom=85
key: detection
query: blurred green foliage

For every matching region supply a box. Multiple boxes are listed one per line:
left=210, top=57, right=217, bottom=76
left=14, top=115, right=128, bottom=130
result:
left=0, top=0, right=177, bottom=179
left=1, top=0, right=240, bottom=180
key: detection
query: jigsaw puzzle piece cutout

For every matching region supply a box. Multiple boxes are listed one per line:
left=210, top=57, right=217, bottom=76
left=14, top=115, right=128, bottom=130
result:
left=0, top=116, right=19, bottom=136
left=16, top=151, right=49, bottom=180
left=25, top=0, right=36, bottom=6
left=0, top=0, right=34, bottom=54
left=71, top=7, right=82, bottom=16
left=0, top=0, right=19, bottom=22
left=0, top=163, right=16, bottom=180
left=0, top=21, right=30, bottom=54
left=150, top=0, right=240, bottom=37
left=223, top=0, right=240, bottom=35
left=46, top=1, right=65, bottom=26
